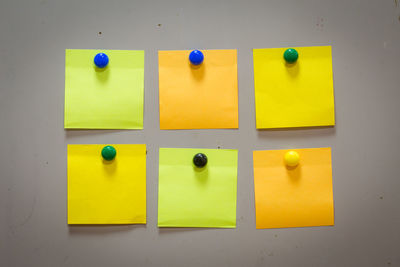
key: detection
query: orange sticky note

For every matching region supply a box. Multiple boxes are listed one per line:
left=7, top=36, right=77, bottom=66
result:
left=253, top=148, right=334, bottom=229
left=158, top=50, right=238, bottom=129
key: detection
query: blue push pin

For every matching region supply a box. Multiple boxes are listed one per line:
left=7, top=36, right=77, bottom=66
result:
left=189, top=50, right=204, bottom=65
left=94, top=53, right=109, bottom=68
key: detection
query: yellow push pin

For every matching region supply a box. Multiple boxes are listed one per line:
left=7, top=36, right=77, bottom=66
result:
left=284, top=151, right=300, bottom=167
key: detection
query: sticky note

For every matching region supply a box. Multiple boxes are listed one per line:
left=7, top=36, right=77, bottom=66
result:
left=253, top=148, right=334, bottom=229
left=68, top=144, right=146, bottom=224
left=158, top=50, right=238, bottom=129
left=253, top=46, right=335, bottom=129
left=65, top=49, right=144, bottom=129
left=158, top=148, right=238, bottom=228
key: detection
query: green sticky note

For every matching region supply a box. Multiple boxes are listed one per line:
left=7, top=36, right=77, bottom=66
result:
left=158, top=148, right=238, bottom=228
left=64, top=49, right=144, bottom=129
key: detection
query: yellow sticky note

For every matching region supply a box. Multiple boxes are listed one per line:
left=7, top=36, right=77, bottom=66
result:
left=158, top=50, right=238, bottom=129
left=65, top=49, right=144, bottom=129
left=253, top=46, right=335, bottom=129
left=68, top=144, right=146, bottom=224
left=253, top=148, right=334, bottom=229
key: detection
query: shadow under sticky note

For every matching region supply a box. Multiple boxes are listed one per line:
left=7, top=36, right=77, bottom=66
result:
left=253, top=147, right=334, bottom=229
left=158, top=50, right=238, bottom=129
left=67, top=144, right=146, bottom=224
left=253, top=46, right=335, bottom=129
left=64, top=49, right=144, bottom=129
left=158, top=148, right=238, bottom=228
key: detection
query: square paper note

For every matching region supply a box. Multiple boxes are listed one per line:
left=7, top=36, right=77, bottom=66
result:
left=158, top=50, right=238, bottom=129
left=253, top=46, right=335, bottom=129
left=158, top=148, right=238, bottom=228
left=253, top=148, right=334, bottom=229
left=68, top=144, right=146, bottom=224
left=65, top=49, right=144, bottom=129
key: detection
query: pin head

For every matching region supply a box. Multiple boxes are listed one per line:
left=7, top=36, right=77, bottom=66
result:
left=94, top=53, right=109, bottom=68
left=193, top=153, right=207, bottom=168
left=284, top=151, right=300, bottom=167
left=189, top=50, right=204, bottom=65
left=102, top=145, right=116, bottom=161
left=283, top=48, right=298, bottom=63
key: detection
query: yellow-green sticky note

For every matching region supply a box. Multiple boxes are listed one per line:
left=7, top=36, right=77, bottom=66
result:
left=253, top=46, right=335, bottom=129
left=65, top=49, right=144, bottom=129
left=68, top=144, right=146, bottom=224
left=158, top=148, right=238, bottom=228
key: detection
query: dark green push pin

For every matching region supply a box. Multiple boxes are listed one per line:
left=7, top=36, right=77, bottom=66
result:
left=193, top=153, right=207, bottom=168
left=101, top=145, right=116, bottom=161
left=283, top=48, right=298, bottom=63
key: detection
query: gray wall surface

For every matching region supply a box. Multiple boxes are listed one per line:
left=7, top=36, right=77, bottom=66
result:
left=1, top=0, right=400, bottom=266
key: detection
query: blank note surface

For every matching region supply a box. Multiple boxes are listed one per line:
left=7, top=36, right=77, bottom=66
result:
left=253, top=46, right=335, bottom=129
left=68, top=144, right=146, bottom=224
left=158, top=148, right=238, bottom=228
left=65, top=49, right=144, bottom=129
left=253, top=147, right=334, bottom=229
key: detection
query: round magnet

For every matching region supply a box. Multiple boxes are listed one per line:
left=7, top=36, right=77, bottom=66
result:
left=283, top=48, right=298, bottom=63
left=284, top=151, right=300, bottom=167
left=102, top=145, right=116, bottom=161
left=94, top=53, right=109, bottom=68
left=189, top=50, right=204, bottom=65
left=193, top=153, right=207, bottom=168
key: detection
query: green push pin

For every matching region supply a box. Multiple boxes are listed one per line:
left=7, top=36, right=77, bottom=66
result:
left=283, top=48, right=298, bottom=63
left=101, top=145, right=116, bottom=161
